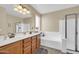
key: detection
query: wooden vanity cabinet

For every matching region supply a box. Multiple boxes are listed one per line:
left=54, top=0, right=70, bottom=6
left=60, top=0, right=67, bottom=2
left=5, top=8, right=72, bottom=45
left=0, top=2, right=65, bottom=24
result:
left=23, top=38, right=32, bottom=54
left=0, top=40, right=23, bottom=54
left=0, top=34, right=41, bottom=54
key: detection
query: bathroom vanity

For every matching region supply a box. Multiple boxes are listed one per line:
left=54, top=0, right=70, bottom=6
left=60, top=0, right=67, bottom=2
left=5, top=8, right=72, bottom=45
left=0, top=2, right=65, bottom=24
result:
left=0, top=33, right=40, bottom=54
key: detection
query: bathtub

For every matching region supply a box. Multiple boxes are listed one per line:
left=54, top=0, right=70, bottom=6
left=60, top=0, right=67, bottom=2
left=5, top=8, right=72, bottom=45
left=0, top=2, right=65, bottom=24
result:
left=41, top=32, right=62, bottom=50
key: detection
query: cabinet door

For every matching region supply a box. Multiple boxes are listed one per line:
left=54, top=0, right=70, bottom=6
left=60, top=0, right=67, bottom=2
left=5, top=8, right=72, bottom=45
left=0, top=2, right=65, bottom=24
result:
left=32, top=36, right=37, bottom=44
left=23, top=38, right=32, bottom=54
left=0, top=41, right=23, bottom=54
left=32, top=44, right=36, bottom=53
left=37, top=35, right=40, bottom=49
left=32, top=36, right=37, bottom=53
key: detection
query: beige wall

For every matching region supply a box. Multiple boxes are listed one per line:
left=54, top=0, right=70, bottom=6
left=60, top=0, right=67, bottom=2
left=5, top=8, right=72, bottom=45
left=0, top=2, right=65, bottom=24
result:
left=41, top=6, right=79, bottom=32
left=23, top=16, right=35, bottom=31
left=23, top=5, right=41, bottom=31
left=0, top=7, right=23, bottom=35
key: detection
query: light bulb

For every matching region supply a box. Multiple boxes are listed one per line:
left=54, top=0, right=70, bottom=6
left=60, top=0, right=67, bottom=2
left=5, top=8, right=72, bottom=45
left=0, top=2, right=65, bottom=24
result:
left=23, top=8, right=27, bottom=12
left=19, top=10, right=22, bottom=13
left=14, top=8, right=18, bottom=11
left=27, top=10, right=30, bottom=14
left=17, top=5, right=22, bottom=9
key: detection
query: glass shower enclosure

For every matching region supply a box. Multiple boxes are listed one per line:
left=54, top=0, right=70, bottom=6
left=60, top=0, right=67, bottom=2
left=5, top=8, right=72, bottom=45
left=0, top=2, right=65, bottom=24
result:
left=65, top=14, right=79, bottom=53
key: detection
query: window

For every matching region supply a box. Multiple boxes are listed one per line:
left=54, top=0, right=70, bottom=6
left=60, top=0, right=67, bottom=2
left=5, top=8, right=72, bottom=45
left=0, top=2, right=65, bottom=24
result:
left=35, top=15, right=40, bottom=31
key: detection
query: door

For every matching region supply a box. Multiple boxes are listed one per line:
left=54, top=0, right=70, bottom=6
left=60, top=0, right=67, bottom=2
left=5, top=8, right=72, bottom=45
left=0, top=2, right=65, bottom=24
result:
left=66, top=15, right=76, bottom=50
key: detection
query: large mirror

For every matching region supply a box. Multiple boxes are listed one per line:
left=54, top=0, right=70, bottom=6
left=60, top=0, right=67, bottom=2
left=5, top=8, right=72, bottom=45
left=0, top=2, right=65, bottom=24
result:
left=0, top=4, right=40, bottom=36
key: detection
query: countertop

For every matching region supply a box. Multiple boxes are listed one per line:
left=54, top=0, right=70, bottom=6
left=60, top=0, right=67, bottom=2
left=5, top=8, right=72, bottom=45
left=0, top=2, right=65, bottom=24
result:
left=0, top=32, right=40, bottom=47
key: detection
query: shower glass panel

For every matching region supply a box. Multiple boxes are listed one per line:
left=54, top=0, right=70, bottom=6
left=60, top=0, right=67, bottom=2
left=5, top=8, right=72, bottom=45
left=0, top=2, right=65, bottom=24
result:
left=77, top=15, right=79, bottom=51
left=66, top=15, right=76, bottom=50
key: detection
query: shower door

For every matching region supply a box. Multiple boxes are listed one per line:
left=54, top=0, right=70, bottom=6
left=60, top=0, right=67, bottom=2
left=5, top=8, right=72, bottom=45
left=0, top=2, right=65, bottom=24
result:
left=77, top=14, right=79, bottom=51
left=66, top=15, right=76, bottom=51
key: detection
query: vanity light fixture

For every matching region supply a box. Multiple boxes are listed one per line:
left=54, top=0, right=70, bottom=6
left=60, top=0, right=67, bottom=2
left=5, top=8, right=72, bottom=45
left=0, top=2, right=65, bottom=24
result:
left=14, top=4, right=30, bottom=15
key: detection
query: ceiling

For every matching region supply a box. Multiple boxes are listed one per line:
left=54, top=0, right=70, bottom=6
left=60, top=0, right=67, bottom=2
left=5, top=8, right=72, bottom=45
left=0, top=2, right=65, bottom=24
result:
left=31, top=4, right=79, bottom=14
left=0, top=4, right=32, bottom=18
left=0, top=4, right=79, bottom=18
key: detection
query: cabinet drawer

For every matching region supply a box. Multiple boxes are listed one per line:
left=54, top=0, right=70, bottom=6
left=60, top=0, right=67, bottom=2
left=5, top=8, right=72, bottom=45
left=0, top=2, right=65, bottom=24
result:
left=24, top=41, right=31, bottom=48
left=32, top=39, right=36, bottom=43
left=32, top=36, right=36, bottom=39
left=24, top=46, right=31, bottom=54
left=37, top=35, right=40, bottom=39
left=32, top=43, right=36, bottom=53
left=32, top=43, right=36, bottom=47
left=24, top=38, right=31, bottom=44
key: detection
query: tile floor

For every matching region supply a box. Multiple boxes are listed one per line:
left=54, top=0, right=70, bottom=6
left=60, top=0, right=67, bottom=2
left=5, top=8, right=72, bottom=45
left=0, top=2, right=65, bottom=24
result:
left=41, top=46, right=63, bottom=54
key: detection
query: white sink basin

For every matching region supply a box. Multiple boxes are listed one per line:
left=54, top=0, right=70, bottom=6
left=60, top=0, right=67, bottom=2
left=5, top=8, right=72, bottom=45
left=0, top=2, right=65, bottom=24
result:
left=15, top=33, right=25, bottom=38
left=0, top=36, right=6, bottom=42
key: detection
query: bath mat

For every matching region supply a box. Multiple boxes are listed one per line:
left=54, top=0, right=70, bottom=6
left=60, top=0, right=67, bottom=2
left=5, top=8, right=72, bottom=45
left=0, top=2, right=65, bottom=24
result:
left=34, top=48, right=48, bottom=54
